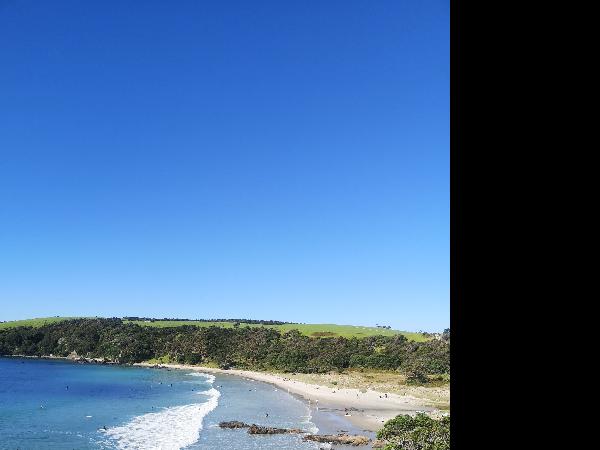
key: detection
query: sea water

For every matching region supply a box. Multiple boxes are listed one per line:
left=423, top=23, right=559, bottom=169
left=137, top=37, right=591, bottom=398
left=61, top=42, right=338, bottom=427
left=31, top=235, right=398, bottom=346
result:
left=0, top=357, right=322, bottom=450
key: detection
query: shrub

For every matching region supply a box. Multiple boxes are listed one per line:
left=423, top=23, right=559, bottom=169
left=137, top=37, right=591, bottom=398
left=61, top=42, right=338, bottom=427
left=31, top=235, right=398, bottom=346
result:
left=378, top=413, right=450, bottom=450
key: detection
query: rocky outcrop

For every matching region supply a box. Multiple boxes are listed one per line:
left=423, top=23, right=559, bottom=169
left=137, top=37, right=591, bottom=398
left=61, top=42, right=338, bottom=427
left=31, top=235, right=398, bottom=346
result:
left=303, top=434, right=371, bottom=446
left=65, top=352, right=117, bottom=365
left=248, top=424, right=304, bottom=435
left=371, top=439, right=387, bottom=448
left=219, top=421, right=250, bottom=429
left=219, top=421, right=304, bottom=434
left=219, top=420, right=369, bottom=445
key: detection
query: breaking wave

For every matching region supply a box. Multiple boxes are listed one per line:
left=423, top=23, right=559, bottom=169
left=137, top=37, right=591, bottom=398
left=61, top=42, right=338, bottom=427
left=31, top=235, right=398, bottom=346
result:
left=186, top=372, right=216, bottom=384
left=102, top=389, right=220, bottom=449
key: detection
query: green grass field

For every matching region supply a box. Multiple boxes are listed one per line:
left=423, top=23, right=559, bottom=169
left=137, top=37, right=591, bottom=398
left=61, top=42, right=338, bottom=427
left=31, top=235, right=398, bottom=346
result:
left=0, top=317, right=429, bottom=341
left=0, top=317, right=82, bottom=329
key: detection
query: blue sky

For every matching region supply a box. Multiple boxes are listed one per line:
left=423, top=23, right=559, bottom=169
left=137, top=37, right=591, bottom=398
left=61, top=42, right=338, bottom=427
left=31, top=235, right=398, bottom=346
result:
left=0, top=1, right=449, bottom=331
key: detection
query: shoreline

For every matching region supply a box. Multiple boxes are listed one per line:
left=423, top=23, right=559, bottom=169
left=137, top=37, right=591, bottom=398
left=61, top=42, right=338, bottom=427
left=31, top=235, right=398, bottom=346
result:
left=3, top=356, right=445, bottom=433
left=135, top=363, right=442, bottom=432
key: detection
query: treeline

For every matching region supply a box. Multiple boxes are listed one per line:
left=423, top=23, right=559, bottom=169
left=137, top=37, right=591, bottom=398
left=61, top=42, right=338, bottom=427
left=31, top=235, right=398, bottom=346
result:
left=0, top=319, right=449, bottom=376
left=122, top=317, right=294, bottom=325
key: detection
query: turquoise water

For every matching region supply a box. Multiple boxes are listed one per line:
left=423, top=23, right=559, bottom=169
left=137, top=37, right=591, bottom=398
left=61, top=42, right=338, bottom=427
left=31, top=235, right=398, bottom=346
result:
left=0, top=357, right=321, bottom=450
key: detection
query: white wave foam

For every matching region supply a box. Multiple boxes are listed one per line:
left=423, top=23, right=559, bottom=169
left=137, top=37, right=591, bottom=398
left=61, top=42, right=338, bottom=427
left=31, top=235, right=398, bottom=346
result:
left=103, top=389, right=220, bottom=450
left=303, top=420, right=319, bottom=434
left=302, top=406, right=319, bottom=434
left=187, top=372, right=215, bottom=384
left=198, top=387, right=219, bottom=396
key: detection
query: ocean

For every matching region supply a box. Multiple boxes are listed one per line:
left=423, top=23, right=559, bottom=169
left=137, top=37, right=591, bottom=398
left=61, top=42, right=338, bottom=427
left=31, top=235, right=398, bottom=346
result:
left=0, top=357, right=328, bottom=450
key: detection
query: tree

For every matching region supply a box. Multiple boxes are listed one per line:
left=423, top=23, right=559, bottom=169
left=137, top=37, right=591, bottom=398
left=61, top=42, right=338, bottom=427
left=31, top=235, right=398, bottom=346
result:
left=404, top=360, right=429, bottom=385
left=441, top=328, right=450, bottom=342
left=378, top=413, right=450, bottom=450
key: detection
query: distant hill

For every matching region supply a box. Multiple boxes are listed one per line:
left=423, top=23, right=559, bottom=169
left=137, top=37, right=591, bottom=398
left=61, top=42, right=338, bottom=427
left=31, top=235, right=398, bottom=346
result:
left=0, top=317, right=430, bottom=341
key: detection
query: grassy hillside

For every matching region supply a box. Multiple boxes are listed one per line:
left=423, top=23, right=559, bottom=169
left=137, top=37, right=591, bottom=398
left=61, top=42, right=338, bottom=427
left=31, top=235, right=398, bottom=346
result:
left=124, top=320, right=429, bottom=341
left=0, top=317, right=429, bottom=341
left=0, top=317, right=80, bottom=329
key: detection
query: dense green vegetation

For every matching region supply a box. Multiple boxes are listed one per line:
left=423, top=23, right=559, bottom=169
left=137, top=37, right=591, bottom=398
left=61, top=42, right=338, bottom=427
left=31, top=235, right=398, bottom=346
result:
left=377, top=413, right=450, bottom=450
left=0, top=318, right=449, bottom=375
left=0, top=317, right=430, bottom=341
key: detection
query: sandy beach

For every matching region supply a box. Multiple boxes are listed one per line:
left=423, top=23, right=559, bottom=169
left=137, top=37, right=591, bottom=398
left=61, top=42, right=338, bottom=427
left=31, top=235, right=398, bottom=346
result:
left=136, top=363, right=445, bottom=432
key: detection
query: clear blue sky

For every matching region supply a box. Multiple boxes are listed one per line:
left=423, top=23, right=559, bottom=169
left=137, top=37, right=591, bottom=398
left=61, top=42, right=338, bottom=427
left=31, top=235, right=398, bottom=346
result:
left=0, top=1, right=449, bottom=331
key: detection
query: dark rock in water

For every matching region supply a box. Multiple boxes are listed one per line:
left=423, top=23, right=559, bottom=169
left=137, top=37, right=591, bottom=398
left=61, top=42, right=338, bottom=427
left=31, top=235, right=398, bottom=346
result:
left=303, top=434, right=371, bottom=446
left=247, top=424, right=304, bottom=435
left=220, top=421, right=305, bottom=435
left=219, top=421, right=250, bottom=429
